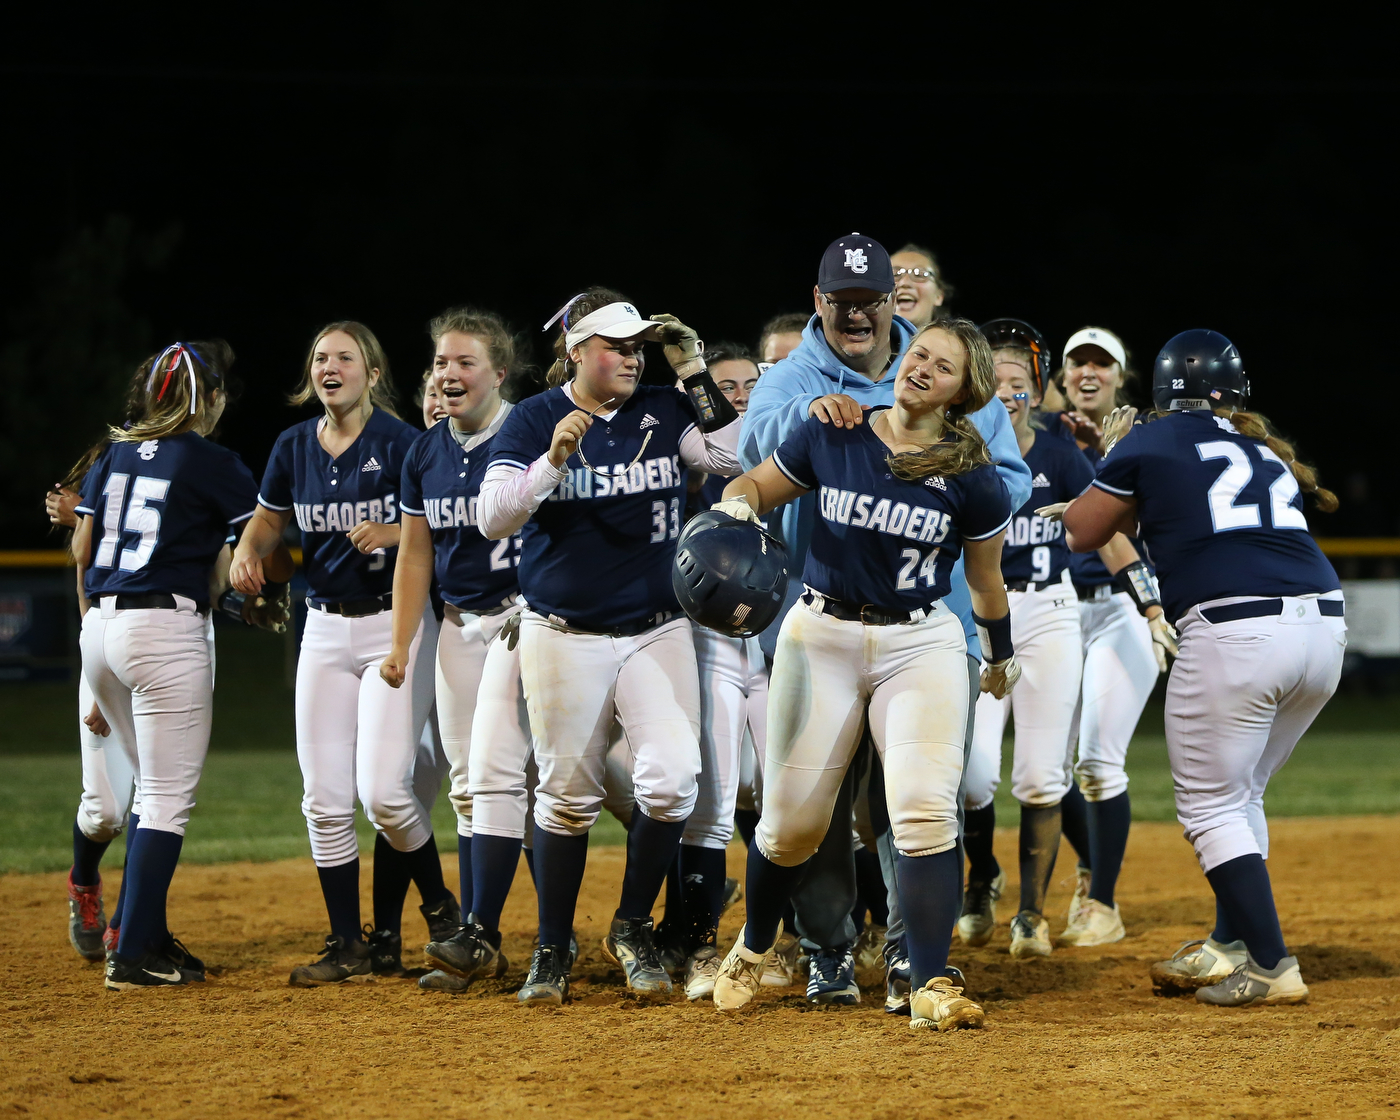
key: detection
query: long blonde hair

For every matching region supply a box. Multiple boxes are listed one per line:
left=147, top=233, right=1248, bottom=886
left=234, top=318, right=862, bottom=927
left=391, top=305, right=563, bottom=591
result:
left=1216, top=408, right=1338, bottom=512
left=289, top=321, right=399, bottom=417
left=111, top=340, right=234, bottom=443
left=886, top=318, right=995, bottom=480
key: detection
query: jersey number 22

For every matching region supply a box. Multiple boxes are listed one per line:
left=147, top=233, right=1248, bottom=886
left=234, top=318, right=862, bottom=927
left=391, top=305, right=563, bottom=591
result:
left=1197, top=441, right=1307, bottom=533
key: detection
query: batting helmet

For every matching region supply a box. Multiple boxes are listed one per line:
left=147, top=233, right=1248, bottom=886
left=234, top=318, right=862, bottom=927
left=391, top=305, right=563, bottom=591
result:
left=1152, top=329, right=1247, bottom=412
left=673, top=513, right=789, bottom=638
left=980, top=318, right=1052, bottom=395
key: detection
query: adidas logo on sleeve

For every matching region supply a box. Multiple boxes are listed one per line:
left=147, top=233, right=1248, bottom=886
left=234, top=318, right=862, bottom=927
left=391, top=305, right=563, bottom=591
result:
left=639, top=414, right=659, bottom=430
left=1031, top=472, right=1051, bottom=488
left=361, top=457, right=382, bottom=473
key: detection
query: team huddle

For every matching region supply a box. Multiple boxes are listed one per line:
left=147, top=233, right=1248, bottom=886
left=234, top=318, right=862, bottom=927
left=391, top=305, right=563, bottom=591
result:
left=52, top=232, right=1346, bottom=1031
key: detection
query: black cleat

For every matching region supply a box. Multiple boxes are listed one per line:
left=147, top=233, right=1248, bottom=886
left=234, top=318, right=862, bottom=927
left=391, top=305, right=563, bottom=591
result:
left=159, top=933, right=206, bottom=981
left=602, top=916, right=673, bottom=995
left=105, top=950, right=191, bottom=991
left=365, top=927, right=405, bottom=976
left=425, top=921, right=500, bottom=983
left=419, top=894, right=461, bottom=943
left=289, top=935, right=373, bottom=987
left=519, top=943, right=574, bottom=1006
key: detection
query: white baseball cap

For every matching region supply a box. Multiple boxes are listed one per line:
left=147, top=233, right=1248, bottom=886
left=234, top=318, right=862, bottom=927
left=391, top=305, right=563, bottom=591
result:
left=1063, top=327, right=1126, bottom=368
left=563, top=302, right=662, bottom=351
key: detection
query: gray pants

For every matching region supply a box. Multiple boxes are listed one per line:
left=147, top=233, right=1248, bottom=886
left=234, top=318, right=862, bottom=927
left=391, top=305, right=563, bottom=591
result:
left=793, top=653, right=980, bottom=954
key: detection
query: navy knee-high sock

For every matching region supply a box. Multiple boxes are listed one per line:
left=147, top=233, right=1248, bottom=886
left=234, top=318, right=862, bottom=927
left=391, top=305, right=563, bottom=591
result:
left=404, top=834, right=452, bottom=907
left=1018, top=804, right=1062, bottom=916
left=742, top=843, right=805, bottom=954
left=660, top=851, right=682, bottom=930
left=71, top=819, right=112, bottom=887
left=471, top=834, right=521, bottom=942
left=114, top=828, right=183, bottom=960
left=1086, top=791, right=1131, bottom=906
left=1060, top=783, right=1092, bottom=869
left=457, top=834, right=473, bottom=914
left=535, top=829, right=588, bottom=949
left=372, top=833, right=413, bottom=934
left=896, top=848, right=962, bottom=989
left=317, top=859, right=362, bottom=942
left=1212, top=897, right=1239, bottom=944
left=617, top=812, right=687, bottom=920
left=734, top=809, right=760, bottom=848
left=110, top=811, right=139, bottom=930
left=523, top=846, right=536, bottom=885
left=1205, top=854, right=1286, bottom=969
left=963, top=804, right=1000, bottom=883
left=854, top=845, right=889, bottom=926
left=679, top=844, right=727, bottom=943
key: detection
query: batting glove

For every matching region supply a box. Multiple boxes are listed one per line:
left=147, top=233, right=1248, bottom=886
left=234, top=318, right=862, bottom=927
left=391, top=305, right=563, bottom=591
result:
left=980, top=656, right=1022, bottom=699
left=711, top=496, right=760, bottom=524
left=1149, top=614, right=1179, bottom=674
left=1034, top=502, right=1069, bottom=522
left=651, top=313, right=706, bottom=377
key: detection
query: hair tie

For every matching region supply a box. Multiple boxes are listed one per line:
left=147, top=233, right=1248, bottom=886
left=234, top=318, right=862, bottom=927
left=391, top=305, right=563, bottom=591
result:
left=542, top=294, right=584, bottom=333
left=149, top=343, right=201, bottom=414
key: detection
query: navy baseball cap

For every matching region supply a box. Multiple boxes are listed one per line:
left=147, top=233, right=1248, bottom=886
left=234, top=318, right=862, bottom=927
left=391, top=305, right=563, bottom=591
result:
left=817, top=232, right=894, bottom=295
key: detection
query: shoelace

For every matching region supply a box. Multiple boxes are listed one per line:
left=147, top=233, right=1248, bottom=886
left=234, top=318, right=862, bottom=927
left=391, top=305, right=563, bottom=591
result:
left=1170, top=939, right=1208, bottom=962
left=74, top=887, right=102, bottom=928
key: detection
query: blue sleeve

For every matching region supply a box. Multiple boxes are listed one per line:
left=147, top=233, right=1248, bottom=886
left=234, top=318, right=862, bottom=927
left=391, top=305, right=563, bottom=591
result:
left=489, top=400, right=549, bottom=471
left=969, top=398, right=1032, bottom=512
left=1093, top=427, right=1144, bottom=497
left=208, top=449, right=260, bottom=527
left=770, top=419, right=820, bottom=491
left=399, top=436, right=426, bottom=516
left=958, top=467, right=1014, bottom=541
left=389, top=424, right=418, bottom=488
left=259, top=432, right=296, bottom=511
left=1060, top=442, right=1096, bottom=500
left=739, top=363, right=829, bottom=471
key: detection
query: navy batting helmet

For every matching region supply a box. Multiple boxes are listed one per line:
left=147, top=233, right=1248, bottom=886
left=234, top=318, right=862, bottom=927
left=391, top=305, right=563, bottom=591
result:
left=673, top=514, right=789, bottom=638
left=981, top=318, right=1052, bottom=396
left=1153, top=329, right=1248, bottom=412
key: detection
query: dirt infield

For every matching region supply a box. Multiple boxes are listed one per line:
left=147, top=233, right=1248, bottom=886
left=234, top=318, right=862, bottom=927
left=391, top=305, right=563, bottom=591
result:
left=4, top=817, right=1399, bottom=1120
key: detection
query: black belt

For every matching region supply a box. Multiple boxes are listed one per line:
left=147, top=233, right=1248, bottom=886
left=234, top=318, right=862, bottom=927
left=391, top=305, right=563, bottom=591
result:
left=312, top=595, right=391, bottom=618
left=1201, top=598, right=1344, bottom=624
left=543, top=610, right=677, bottom=638
left=103, top=593, right=176, bottom=610
left=1006, top=579, right=1065, bottom=594
left=802, top=591, right=926, bottom=626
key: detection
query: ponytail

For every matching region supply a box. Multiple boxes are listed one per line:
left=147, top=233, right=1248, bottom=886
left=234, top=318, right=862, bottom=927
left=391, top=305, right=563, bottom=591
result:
left=1217, top=408, right=1338, bottom=513
left=544, top=286, right=631, bottom=387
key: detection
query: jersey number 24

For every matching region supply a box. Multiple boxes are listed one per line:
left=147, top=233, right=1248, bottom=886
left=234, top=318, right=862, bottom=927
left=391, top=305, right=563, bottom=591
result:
left=94, top=473, right=169, bottom=571
left=1197, top=441, right=1307, bottom=533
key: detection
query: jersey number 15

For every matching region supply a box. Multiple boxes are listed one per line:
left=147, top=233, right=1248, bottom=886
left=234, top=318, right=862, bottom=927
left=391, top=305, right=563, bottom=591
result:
left=94, top=473, right=169, bottom=571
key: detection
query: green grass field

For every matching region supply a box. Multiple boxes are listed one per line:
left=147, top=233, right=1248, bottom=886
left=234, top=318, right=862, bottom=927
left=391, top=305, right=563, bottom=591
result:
left=3, top=620, right=1397, bottom=874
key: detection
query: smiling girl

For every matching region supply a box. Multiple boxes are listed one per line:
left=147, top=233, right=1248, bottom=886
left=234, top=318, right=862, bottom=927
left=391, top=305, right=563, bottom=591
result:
left=231, top=322, right=457, bottom=986
left=708, top=318, right=1017, bottom=1033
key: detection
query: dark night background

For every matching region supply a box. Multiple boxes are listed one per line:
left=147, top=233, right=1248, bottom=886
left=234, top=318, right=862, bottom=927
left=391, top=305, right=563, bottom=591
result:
left=3, top=11, right=1396, bottom=548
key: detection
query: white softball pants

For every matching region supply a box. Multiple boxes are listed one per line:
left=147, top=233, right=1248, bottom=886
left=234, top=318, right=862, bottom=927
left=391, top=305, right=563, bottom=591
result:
left=435, top=604, right=534, bottom=841
left=79, top=597, right=213, bottom=837
left=758, top=600, right=969, bottom=865
left=965, top=576, right=1083, bottom=809
left=75, top=670, right=138, bottom=842
left=411, top=611, right=449, bottom=813
left=295, top=606, right=432, bottom=866
left=686, top=626, right=769, bottom=849
left=1069, top=590, right=1158, bottom=801
left=1167, top=594, right=1345, bottom=873
left=520, top=613, right=701, bottom=838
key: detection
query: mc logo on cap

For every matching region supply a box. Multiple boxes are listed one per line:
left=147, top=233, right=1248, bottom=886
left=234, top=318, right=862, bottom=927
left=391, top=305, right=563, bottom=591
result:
left=819, top=231, right=894, bottom=295
left=844, top=248, right=868, bottom=274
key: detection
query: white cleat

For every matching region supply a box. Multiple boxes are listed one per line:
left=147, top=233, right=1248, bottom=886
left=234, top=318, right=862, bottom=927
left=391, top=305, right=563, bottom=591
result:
left=854, top=924, right=888, bottom=972
left=1066, top=866, right=1092, bottom=929
left=761, top=930, right=800, bottom=987
left=1196, top=954, right=1309, bottom=1007
left=1150, top=938, right=1248, bottom=994
left=909, top=975, right=985, bottom=1032
left=684, top=947, right=720, bottom=1001
left=713, top=926, right=769, bottom=1011
left=1059, top=898, right=1126, bottom=946
left=956, top=869, right=1006, bottom=947
left=1009, top=911, right=1053, bottom=960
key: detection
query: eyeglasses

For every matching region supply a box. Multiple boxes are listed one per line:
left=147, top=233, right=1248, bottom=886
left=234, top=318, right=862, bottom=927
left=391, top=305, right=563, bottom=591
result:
left=573, top=395, right=654, bottom=478
left=893, top=266, right=938, bottom=283
left=821, top=292, right=891, bottom=318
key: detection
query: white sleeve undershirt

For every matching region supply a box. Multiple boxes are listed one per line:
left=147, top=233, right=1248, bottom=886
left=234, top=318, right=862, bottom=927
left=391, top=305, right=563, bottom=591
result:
left=680, top=415, right=742, bottom=476
left=477, top=456, right=565, bottom=539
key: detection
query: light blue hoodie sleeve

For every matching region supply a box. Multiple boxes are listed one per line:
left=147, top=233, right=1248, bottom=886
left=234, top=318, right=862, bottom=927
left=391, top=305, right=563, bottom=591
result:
left=944, top=399, right=1032, bottom=650
left=739, top=362, right=828, bottom=471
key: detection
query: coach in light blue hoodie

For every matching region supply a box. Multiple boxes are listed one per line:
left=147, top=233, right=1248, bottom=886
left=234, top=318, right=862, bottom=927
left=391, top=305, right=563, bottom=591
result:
left=738, top=233, right=1031, bottom=997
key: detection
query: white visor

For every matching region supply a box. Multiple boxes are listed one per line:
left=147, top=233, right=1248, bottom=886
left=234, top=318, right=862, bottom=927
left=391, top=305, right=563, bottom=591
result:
left=564, top=302, right=662, bottom=352
left=1063, top=327, right=1126, bottom=368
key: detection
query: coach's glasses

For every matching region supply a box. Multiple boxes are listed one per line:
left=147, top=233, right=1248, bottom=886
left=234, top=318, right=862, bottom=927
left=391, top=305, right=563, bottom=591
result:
left=820, top=292, right=891, bottom=318
left=573, top=396, right=654, bottom=478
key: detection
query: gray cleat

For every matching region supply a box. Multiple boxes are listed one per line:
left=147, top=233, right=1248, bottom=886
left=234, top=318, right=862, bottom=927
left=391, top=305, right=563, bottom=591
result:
left=1196, top=954, right=1309, bottom=1007
left=419, top=969, right=474, bottom=992
left=602, top=916, right=673, bottom=995
left=67, top=872, right=107, bottom=962
left=1150, top=938, right=1247, bottom=994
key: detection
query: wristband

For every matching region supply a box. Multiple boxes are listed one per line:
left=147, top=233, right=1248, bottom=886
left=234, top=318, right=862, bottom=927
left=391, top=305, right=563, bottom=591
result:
left=1114, top=560, right=1161, bottom=616
left=681, top=369, right=740, bottom=433
left=972, top=611, right=1014, bottom=664
left=216, top=588, right=249, bottom=625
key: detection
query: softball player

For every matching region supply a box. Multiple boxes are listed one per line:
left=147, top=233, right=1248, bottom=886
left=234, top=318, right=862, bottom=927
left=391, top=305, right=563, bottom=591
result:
left=230, top=321, right=457, bottom=986
left=478, top=288, right=741, bottom=1004
left=711, top=317, right=1017, bottom=1033
left=959, top=320, right=1094, bottom=958
left=381, top=308, right=530, bottom=993
left=1049, top=327, right=1170, bottom=947
left=71, top=341, right=262, bottom=989
left=1066, top=329, right=1343, bottom=1006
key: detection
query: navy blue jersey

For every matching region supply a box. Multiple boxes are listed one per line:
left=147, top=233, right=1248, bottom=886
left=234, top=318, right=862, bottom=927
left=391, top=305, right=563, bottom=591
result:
left=1002, top=431, right=1095, bottom=584
left=488, top=385, right=697, bottom=630
left=76, top=432, right=258, bottom=606
left=259, top=409, right=418, bottom=604
left=1093, top=410, right=1339, bottom=621
left=399, top=410, right=521, bottom=614
left=773, top=411, right=1013, bottom=613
